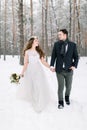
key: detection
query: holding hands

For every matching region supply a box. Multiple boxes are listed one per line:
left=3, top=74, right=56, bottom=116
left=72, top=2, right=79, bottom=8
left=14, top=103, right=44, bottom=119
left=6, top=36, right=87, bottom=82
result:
left=50, top=66, right=55, bottom=72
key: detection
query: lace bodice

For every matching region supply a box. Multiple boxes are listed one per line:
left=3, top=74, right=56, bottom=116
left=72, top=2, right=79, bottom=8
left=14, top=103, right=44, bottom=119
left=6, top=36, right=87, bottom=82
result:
left=27, top=50, right=40, bottom=64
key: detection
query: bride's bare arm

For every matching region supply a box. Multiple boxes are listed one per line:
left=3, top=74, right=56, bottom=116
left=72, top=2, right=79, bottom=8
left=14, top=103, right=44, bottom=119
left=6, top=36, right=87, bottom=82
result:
left=40, top=57, right=50, bottom=68
left=20, top=51, right=29, bottom=76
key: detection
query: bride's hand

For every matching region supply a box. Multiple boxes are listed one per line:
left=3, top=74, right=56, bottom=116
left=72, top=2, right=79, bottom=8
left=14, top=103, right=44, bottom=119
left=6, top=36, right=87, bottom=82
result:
left=50, top=66, right=55, bottom=72
left=20, top=74, right=24, bottom=78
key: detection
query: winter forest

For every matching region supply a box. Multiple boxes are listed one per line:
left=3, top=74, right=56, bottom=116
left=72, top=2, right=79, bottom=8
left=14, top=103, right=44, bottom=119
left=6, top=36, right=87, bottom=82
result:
left=0, top=0, right=87, bottom=130
left=0, top=0, right=87, bottom=64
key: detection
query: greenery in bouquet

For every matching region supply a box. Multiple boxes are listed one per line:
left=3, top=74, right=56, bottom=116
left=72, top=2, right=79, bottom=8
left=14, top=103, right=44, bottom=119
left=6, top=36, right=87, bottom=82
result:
left=10, top=73, right=20, bottom=84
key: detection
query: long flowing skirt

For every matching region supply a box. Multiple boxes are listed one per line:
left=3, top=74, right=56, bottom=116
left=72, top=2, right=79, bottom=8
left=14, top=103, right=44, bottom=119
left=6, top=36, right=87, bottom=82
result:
left=17, top=60, right=58, bottom=112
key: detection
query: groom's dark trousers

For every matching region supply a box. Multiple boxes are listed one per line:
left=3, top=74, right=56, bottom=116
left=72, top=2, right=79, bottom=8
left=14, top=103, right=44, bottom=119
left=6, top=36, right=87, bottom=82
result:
left=56, top=70, right=73, bottom=101
left=50, top=40, right=79, bottom=102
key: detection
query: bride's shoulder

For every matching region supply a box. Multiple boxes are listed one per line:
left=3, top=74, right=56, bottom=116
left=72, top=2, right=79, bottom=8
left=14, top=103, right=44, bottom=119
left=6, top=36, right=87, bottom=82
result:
left=25, top=49, right=30, bottom=55
left=25, top=49, right=33, bottom=55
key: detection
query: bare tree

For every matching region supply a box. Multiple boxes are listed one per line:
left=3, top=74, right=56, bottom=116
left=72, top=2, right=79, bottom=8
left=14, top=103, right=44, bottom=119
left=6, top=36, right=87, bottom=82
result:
left=72, top=0, right=76, bottom=41
left=3, top=0, right=7, bottom=60
left=0, top=0, right=1, bottom=58
left=18, top=0, right=24, bottom=65
left=51, top=0, right=58, bottom=33
left=76, top=0, right=81, bottom=53
left=69, top=0, right=72, bottom=39
left=30, top=0, right=33, bottom=36
left=41, top=0, right=45, bottom=50
left=49, top=4, right=53, bottom=48
left=12, top=0, right=16, bottom=57
left=44, top=0, right=49, bottom=55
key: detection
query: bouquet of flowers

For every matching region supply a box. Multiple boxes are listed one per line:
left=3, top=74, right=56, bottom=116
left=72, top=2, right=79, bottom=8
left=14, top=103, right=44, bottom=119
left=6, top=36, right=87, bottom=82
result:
left=10, top=73, right=20, bottom=84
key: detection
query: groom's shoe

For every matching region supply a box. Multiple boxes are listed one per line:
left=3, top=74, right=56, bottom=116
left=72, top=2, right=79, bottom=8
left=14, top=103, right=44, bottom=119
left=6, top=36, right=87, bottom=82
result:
left=65, top=96, right=70, bottom=105
left=58, top=101, right=64, bottom=109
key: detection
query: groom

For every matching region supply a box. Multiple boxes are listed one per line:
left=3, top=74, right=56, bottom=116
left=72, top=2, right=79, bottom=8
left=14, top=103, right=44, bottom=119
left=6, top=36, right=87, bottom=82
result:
left=50, top=29, right=79, bottom=109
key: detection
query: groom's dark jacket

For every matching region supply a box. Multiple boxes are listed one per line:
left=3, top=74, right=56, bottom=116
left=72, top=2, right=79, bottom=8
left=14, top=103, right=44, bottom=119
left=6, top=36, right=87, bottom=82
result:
left=50, top=39, right=79, bottom=73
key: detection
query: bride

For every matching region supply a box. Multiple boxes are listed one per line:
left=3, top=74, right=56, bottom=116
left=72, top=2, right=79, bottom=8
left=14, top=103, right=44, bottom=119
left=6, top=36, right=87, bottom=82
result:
left=17, top=36, right=57, bottom=112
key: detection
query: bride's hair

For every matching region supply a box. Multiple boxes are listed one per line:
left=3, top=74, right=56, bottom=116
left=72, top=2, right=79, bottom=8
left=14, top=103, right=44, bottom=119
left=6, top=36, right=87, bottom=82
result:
left=23, top=36, right=45, bottom=58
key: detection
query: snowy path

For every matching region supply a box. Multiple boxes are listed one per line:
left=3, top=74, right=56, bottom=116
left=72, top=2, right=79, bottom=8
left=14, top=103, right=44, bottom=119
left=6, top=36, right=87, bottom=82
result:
left=0, top=56, right=87, bottom=130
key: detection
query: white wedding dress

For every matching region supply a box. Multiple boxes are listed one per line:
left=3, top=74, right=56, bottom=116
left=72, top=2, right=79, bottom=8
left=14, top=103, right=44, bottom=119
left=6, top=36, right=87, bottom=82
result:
left=17, top=50, right=58, bottom=112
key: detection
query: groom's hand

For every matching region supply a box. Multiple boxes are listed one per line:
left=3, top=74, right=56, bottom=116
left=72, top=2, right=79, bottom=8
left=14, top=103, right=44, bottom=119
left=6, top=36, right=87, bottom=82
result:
left=69, top=66, right=75, bottom=71
left=50, top=66, right=55, bottom=72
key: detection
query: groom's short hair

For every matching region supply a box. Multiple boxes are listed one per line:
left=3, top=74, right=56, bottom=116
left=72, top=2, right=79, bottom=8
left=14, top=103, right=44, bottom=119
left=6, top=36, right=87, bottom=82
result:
left=59, top=29, right=68, bottom=36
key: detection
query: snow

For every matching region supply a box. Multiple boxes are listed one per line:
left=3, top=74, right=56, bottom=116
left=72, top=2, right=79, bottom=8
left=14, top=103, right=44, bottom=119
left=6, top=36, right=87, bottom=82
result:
left=0, top=55, right=87, bottom=130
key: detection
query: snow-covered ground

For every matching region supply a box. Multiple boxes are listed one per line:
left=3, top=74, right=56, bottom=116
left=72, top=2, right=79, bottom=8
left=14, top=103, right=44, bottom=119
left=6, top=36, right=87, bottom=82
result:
left=0, top=55, right=87, bottom=130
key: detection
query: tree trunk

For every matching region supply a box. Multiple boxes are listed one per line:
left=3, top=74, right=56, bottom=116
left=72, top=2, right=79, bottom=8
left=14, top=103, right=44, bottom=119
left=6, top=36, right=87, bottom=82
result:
left=69, top=0, right=72, bottom=39
left=12, top=0, right=16, bottom=57
left=41, top=0, right=45, bottom=50
left=18, top=0, right=24, bottom=65
left=44, top=0, right=49, bottom=56
left=51, top=0, right=58, bottom=33
left=76, top=0, right=81, bottom=54
left=24, top=1, right=27, bottom=43
left=30, top=0, right=33, bottom=36
left=4, top=0, right=7, bottom=60
left=72, top=0, right=76, bottom=42
left=49, top=4, right=53, bottom=48
left=0, top=0, right=1, bottom=58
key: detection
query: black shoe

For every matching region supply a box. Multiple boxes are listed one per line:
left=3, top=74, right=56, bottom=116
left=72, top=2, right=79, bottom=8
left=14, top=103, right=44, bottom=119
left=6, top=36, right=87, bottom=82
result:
left=58, top=104, right=64, bottom=109
left=65, top=96, right=70, bottom=105
left=58, top=100, right=64, bottom=109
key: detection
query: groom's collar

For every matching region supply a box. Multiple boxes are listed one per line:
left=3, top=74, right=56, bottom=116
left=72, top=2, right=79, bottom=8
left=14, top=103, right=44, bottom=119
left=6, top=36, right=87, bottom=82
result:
left=64, top=38, right=69, bottom=42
